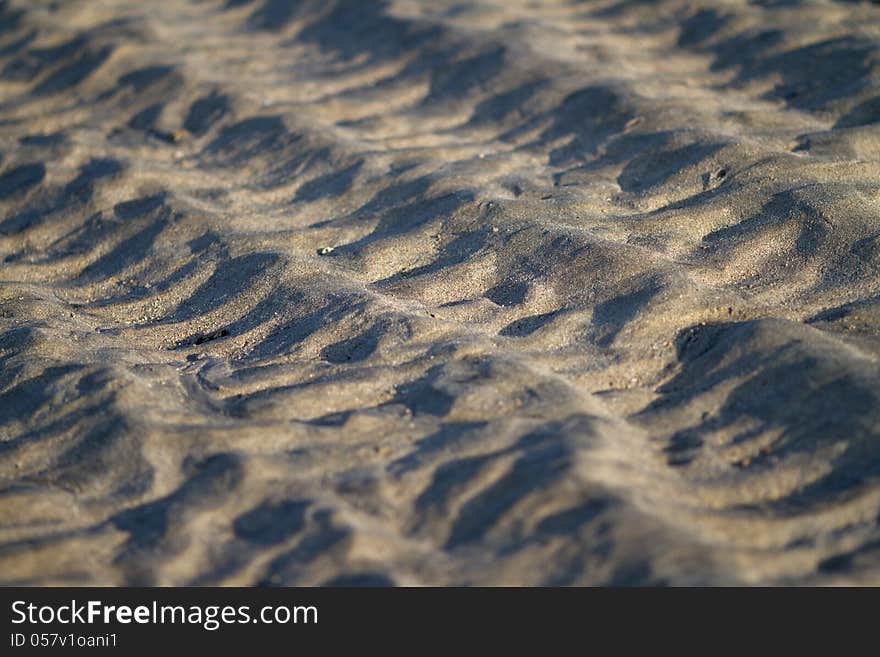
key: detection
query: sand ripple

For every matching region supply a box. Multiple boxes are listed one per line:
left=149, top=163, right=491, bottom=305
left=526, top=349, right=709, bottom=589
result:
left=1, top=0, right=879, bottom=584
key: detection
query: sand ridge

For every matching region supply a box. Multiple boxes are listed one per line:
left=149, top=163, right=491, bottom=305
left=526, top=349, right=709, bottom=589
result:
left=0, top=0, right=879, bottom=585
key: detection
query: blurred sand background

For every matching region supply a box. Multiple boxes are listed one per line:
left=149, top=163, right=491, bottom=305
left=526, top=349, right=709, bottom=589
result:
left=1, top=0, right=880, bottom=585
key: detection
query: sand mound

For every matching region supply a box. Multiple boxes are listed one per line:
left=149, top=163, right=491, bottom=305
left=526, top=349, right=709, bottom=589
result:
left=1, top=0, right=879, bottom=585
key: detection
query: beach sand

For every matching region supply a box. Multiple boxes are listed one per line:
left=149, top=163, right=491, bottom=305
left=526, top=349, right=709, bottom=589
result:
left=1, top=0, right=879, bottom=585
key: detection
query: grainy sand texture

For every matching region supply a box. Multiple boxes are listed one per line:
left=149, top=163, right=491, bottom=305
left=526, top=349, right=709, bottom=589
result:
left=1, top=0, right=880, bottom=586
